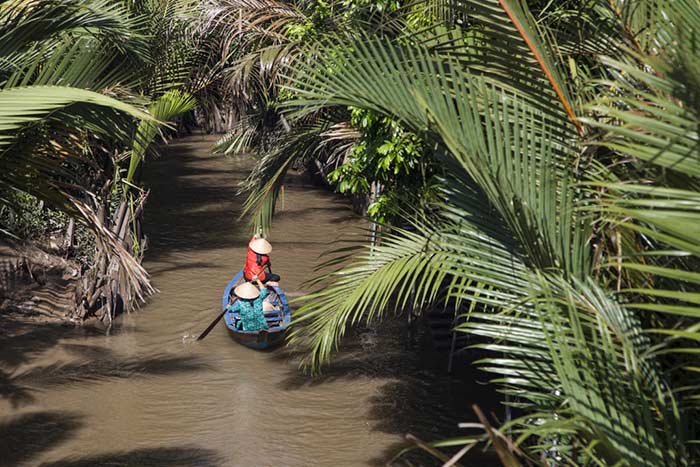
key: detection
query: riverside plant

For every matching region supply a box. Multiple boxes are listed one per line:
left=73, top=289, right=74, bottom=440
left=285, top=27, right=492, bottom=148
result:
left=214, top=0, right=700, bottom=464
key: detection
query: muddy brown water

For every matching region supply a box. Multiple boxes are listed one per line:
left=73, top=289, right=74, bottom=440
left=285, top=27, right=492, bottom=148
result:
left=0, top=136, right=495, bottom=467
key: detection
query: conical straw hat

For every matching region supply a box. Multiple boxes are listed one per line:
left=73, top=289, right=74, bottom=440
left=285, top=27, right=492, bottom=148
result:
left=263, top=301, right=276, bottom=312
left=234, top=281, right=260, bottom=299
left=249, top=237, right=272, bottom=254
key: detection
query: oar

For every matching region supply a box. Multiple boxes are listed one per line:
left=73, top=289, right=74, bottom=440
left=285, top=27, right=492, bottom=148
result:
left=197, top=298, right=238, bottom=341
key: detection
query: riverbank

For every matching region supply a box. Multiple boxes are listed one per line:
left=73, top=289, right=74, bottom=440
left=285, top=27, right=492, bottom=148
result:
left=0, top=240, right=82, bottom=326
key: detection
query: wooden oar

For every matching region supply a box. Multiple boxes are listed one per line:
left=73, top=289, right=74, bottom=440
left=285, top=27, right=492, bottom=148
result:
left=197, top=298, right=238, bottom=341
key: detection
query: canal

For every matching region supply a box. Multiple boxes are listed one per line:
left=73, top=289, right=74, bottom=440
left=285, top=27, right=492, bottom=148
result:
left=0, top=136, right=488, bottom=466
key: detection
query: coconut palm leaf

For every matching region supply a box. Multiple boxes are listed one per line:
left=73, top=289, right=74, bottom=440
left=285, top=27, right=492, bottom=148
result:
left=0, top=0, right=147, bottom=60
left=3, top=37, right=130, bottom=90
left=288, top=177, right=531, bottom=368
left=462, top=274, right=690, bottom=466
left=276, top=1, right=700, bottom=464
left=0, top=0, right=171, bottom=317
left=487, top=0, right=581, bottom=132
left=605, top=0, right=683, bottom=53
left=0, top=85, right=154, bottom=267
left=284, top=33, right=594, bottom=278
left=238, top=113, right=349, bottom=235
left=200, top=0, right=308, bottom=100
left=0, top=85, right=152, bottom=147
left=582, top=0, right=700, bottom=178
left=133, top=0, right=204, bottom=96
left=127, top=89, right=197, bottom=183
left=586, top=62, right=700, bottom=178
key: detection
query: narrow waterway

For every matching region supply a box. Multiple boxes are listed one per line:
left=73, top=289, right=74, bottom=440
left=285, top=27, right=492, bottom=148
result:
left=0, top=136, right=492, bottom=467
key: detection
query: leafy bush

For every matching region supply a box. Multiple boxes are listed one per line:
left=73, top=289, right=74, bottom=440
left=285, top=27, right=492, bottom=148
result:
left=328, top=107, right=441, bottom=223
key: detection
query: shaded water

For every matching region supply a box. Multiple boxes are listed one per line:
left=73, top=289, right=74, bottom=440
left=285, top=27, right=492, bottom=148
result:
left=0, top=136, right=492, bottom=466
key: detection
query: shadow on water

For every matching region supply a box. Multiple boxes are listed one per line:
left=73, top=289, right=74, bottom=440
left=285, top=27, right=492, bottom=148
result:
left=0, top=411, right=83, bottom=467
left=2, top=137, right=500, bottom=466
left=0, top=319, right=210, bottom=408
left=14, top=347, right=210, bottom=389
left=274, top=320, right=502, bottom=466
left=142, top=144, right=357, bottom=262
left=0, top=413, right=224, bottom=467
left=0, top=319, right=113, bottom=368
left=39, top=447, right=224, bottom=467
left=141, top=148, right=244, bottom=260
left=0, top=319, right=216, bottom=465
left=0, top=320, right=114, bottom=407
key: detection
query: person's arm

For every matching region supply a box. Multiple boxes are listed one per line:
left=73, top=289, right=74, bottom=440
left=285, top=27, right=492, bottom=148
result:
left=254, top=278, right=268, bottom=299
left=230, top=300, right=243, bottom=330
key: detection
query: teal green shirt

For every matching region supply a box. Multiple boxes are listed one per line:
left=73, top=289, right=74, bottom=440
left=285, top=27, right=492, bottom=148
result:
left=229, top=288, right=268, bottom=331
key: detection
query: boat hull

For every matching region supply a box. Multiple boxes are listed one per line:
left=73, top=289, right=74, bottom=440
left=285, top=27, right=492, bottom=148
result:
left=225, top=326, right=287, bottom=350
left=221, top=269, right=292, bottom=350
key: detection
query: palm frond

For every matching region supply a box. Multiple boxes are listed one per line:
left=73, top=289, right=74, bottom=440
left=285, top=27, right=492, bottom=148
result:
left=289, top=177, right=530, bottom=368
left=0, top=0, right=148, bottom=60
left=2, top=33, right=144, bottom=95
left=0, top=85, right=153, bottom=147
left=127, top=89, right=196, bottom=183
left=238, top=113, right=347, bottom=235
left=275, top=2, right=700, bottom=464
left=585, top=58, right=700, bottom=178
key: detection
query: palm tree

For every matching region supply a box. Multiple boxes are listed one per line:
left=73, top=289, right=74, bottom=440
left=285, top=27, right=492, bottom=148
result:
left=1, top=0, right=201, bottom=320
left=200, top=0, right=421, bottom=233
left=0, top=0, right=159, bottom=306
left=269, top=0, right=700, bottom=464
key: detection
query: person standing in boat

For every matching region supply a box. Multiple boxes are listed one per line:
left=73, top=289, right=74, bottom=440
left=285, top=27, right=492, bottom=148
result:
left=243, top=235, right=280, bottom=286
left=228, top=279, right=268, bottom=332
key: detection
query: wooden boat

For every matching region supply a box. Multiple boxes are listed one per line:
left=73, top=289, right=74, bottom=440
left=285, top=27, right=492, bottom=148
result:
left=222, top=269, right=292, bottom=350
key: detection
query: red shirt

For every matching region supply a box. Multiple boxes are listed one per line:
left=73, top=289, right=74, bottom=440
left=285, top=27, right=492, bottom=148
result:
left=243, top=237, right=270, bottom=281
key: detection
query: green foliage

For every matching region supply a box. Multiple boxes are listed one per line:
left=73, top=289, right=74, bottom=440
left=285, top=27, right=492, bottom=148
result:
left=207, top=0, right=441, bottom=231
left=285, top=21, right=316, bottom=42
left=280, top=0, right=700, bottom=464
left=128, top=90, right=197, bottom=183
left=0, top=191, right=96, bottom=264
left=0, top=0, right=209, bottom=311
left=0, top=192, right=68, bottom=240
left=328, top=107, right=439, bottom=223
left=0, top=0, right=153, bottom=237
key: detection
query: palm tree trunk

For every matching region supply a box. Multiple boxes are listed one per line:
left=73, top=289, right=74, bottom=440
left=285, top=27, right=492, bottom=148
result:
left=63, top=218, right=75, bottom=252
left=74, top=189, right=150, bottom=322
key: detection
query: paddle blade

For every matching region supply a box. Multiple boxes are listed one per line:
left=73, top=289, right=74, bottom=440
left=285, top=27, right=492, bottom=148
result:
left=197, top=309, right=227, bottom=341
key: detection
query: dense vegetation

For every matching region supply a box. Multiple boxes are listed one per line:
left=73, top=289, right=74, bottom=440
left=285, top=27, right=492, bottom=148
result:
left=2, top=0, right=700, bottom=465
left=213, top=0, right=700, bottom=464
left=0, top=0, right=208, bottom=320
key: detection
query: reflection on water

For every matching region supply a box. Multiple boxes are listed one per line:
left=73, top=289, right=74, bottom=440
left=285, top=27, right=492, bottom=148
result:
left=0, top=136, right=495, bottom=466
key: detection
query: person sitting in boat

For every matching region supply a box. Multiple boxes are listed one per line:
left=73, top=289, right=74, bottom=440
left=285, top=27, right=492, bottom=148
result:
left=243, top=235, right=280, bottom=286
left=228, top=279, right=268, bottom=332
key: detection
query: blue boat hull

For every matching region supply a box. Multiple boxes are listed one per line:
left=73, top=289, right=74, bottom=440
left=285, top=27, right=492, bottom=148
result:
left=222, top=269, right=292, bottom=350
